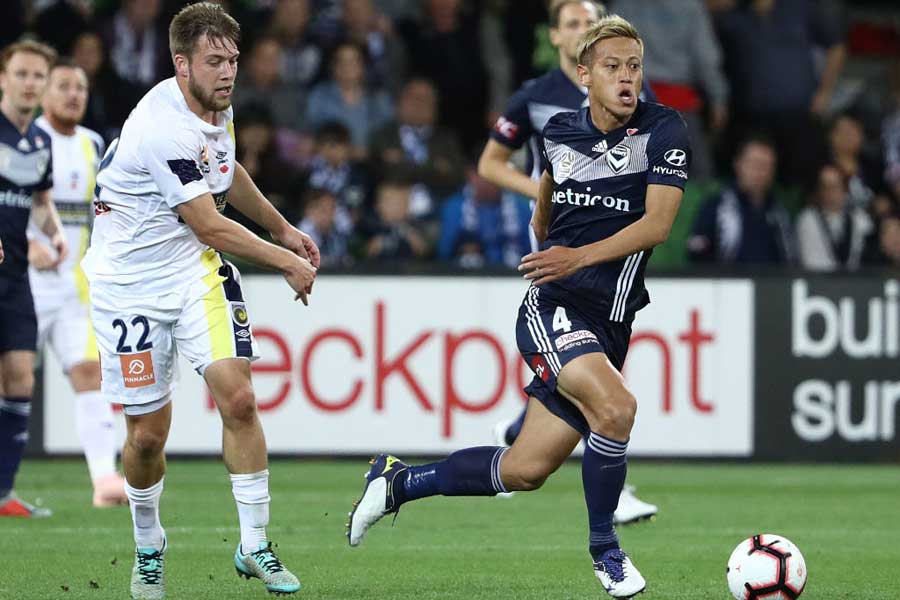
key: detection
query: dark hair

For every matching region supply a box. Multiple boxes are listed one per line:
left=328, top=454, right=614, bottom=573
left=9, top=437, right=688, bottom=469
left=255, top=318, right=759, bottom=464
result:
left=315, top=121, right=352, bottom=145
left=49, top=57, right=82, bottom=73
left=303, top=187, right=336, bottom=207
left=735, top=133, right=777, bottom=158
left=548, top=0, right=605, bottom=29
left=236, top=102, right=274, bottom=128
left=0, top=38, right=57, bottom=72
left=169, top=2, right=241, bottom=60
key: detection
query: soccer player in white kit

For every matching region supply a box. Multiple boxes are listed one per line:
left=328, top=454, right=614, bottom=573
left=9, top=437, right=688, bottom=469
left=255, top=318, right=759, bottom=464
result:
left=29, top=59, right=128, bottom=508
left=80, top=4, right=318, bottom=598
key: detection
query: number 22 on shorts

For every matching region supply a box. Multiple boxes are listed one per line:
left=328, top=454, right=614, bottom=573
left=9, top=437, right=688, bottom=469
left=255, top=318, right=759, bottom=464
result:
left=113, top=316, right=156, bottom=388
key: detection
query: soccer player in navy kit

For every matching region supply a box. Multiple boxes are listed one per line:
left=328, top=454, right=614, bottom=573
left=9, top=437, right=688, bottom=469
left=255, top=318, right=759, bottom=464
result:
left=0, top=40, right=67, bottom=518
left=349, top=16, right=689, bottom=598
left=480, top=0, right=658, bottom=523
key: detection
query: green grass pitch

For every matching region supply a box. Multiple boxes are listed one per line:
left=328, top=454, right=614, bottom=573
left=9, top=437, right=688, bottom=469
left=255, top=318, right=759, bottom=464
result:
left=1, top=459, right=898, bottom=599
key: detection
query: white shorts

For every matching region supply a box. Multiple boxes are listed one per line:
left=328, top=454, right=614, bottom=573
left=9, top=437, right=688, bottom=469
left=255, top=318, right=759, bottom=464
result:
left=90, top=260, right=259, bottom=407
left=35, top=291, right=98, bottom=373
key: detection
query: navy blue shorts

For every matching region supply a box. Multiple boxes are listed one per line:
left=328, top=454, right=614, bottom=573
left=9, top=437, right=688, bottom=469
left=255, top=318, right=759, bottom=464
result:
left=0, top=275, right=37, bottom=353
left=515, top=285, right=631, bottom=436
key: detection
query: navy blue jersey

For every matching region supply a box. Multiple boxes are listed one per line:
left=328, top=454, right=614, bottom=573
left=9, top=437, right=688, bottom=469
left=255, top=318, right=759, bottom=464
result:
left=0, top=110, right=53, bottom=280
left=537, top=100, right=690, bottom=322
left=489, top=68, right=657, bottom=179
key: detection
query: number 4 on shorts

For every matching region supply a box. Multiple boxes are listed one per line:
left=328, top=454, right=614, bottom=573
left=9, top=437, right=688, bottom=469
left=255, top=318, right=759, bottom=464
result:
left=552, top=306, right=572, bottom=333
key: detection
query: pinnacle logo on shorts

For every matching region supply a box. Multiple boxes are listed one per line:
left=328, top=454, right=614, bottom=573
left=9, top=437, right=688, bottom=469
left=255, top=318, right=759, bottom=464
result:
left=119, top=351, right=156, bottom=388
left=531, top=356, right=550, bottom=382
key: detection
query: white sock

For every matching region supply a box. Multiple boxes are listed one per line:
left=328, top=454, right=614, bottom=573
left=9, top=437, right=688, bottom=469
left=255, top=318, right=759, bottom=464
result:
left=75, top=390, right=117, bottom=482
left=231, top=469, right=270, bottom=553
left=125, top=477, right=165, bottom=549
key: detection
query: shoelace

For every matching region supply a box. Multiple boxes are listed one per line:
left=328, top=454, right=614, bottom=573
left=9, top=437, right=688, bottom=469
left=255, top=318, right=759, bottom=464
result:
left=137, top=550, right=164, bottom=584
left=595, top=550, right=627, bottom=583
left=250, top=544, right=285, bottom=574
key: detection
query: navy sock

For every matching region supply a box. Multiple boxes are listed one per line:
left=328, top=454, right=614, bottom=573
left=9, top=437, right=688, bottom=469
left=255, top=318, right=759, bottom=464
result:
left=504, top=409, right=527, bottom=445
left=398, top=446, right=508, bottom=505
left=583, top=432, right=628, bottom=560
left=0, top=396, right=31, bottom=496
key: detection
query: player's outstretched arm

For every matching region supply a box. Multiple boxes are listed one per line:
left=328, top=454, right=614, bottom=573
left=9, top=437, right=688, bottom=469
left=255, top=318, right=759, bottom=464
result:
left=477, top=139, right=541, bottom=200
left=520, top=184, right=683, bottom=286
left=227, top=162, right=320, bottom=268
left=177, top=193, right=317, bottom=304
left=30, top=189, right=67, bottom=269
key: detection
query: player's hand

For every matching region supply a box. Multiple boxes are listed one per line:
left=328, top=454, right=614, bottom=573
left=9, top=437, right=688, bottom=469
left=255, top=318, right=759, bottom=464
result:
left=28, top=239, right=57, bottom=271
left=519, top=245, right=588, bottom=286
left=276, top=226, right=321, bottom=269
left=0, top=237, right=4, bottom=264
left=50, top=233, right=68, bottom=268
left=283, top=256, right=317, bottom=306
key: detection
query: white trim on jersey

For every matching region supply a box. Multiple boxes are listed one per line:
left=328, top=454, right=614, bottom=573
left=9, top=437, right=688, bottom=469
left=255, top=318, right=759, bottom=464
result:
left=609, top=251, right=644, bottom=322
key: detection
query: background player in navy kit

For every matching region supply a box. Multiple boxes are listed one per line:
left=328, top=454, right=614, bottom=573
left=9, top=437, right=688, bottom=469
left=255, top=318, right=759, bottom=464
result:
left=348, top=16, right=689, bottom=598
left=0, top=39, right=67, bottom=518
left=479, top=0, right=657, bottom=524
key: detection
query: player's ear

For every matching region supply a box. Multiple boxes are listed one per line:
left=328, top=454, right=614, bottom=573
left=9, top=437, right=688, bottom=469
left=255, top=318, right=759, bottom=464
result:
left=173, top=54, right=189, bottom=78
left=577, top=63, right=591, bottom=87
left=548, top=27, right=561, bottom=48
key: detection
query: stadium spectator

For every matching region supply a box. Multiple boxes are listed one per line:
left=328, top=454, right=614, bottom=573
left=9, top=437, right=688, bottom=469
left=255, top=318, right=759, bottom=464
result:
left=713, top=0, right=846, bottom=187
left=334, top=0, right=407, bottom=93
left=796, top=164, right=873, bottom=271
left=306, top=121, right=368, bottom=226
left=874, top=213, right=900, bottom=266
left=296, top=188, right=351, bottom=268
left=688, top=136, right=796, bottom=265
left=227, top=104, right=304, bottom=230
left=368, top=78, right=465, bottom=207
left=359, top=178, right=429, bottom=263
left=70, top=30, right=138, bottom=142
left=305, top=41, right=393, bottom=156
left=231, top=35, right=306, bottom=133
left=100, top=0, right=169, bottom=93
left=883, top=60, right=900, bottom=203
left=828, top=113, right=892, bottom=215
left=267, top=0, right=324, bottom=89
left=397, top=0, right=494, bottom=155
left=437, top=169, right=532, bottom=269
left=613, top=0, right=728, bottom=180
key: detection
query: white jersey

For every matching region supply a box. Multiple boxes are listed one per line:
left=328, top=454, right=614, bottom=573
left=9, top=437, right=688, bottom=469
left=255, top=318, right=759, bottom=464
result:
left=82, top=77, right=236, bottom=296
left=29, top=117, right=103, bottom=307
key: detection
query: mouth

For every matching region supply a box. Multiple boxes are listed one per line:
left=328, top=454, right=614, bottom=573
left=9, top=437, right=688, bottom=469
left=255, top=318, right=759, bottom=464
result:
left=617, top=89, right=635, bottom=106
left=215, top=86, right=233, bottom=97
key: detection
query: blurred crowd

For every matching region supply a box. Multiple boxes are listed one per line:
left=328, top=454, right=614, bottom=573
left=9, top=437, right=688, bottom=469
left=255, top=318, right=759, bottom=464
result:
left=5, top=0, right=900, bottom=272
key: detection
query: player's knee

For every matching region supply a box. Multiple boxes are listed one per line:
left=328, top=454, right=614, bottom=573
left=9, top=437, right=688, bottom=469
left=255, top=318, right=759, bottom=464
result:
left=584, top=389, right=636, bottom=436
left=128, top=427, right=166, bottom=457
left=219, top=385, right=257, bottom=427
left=4, top=369, right=34, bottom=396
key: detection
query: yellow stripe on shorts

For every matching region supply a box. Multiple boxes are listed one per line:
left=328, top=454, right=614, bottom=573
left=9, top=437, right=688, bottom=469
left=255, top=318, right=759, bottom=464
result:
left=201, top=249, right=231, bottom=362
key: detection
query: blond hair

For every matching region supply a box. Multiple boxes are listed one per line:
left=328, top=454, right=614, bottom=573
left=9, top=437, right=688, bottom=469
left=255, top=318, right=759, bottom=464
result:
left=0, top=38, right=57, bottom=73
left=576, top=15, right=642, bottom=66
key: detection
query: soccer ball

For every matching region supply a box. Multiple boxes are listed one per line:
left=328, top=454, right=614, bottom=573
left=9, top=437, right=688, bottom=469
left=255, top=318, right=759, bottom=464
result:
left=726, top=534, right=807, bottom=599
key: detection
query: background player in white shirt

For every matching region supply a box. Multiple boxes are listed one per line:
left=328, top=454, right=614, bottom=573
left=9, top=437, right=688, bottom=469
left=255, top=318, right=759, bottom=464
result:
left=80, top=4, right=318, bottom=598
left=29, top=59, right=127, bottom=508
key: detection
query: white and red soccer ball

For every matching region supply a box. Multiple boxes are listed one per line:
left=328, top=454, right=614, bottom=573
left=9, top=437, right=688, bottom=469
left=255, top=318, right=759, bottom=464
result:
left=726, top=534, right=807, bottom=600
